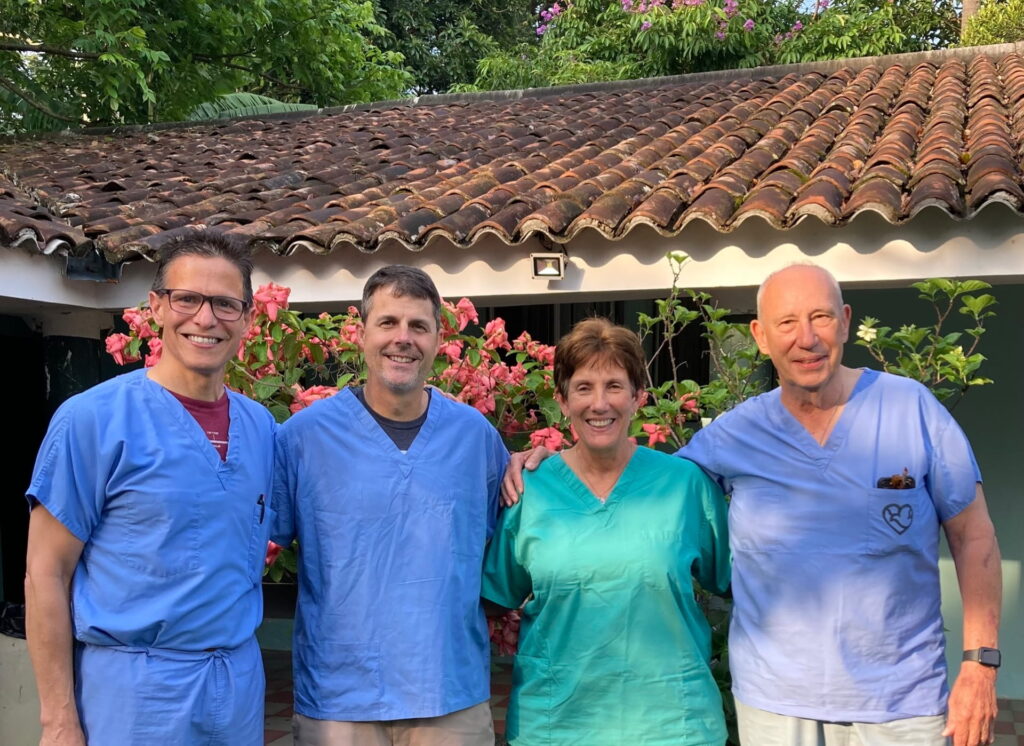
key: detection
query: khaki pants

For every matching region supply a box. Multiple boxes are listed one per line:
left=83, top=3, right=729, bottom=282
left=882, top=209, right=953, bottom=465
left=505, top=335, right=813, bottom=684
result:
left=293, top=702, right=494, bottom=746
left=736, top=698, right=948, bottom=746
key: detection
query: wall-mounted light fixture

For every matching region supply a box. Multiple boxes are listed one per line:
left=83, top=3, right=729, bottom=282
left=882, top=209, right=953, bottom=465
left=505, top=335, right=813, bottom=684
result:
left=530, top=252, right=565, bottom=280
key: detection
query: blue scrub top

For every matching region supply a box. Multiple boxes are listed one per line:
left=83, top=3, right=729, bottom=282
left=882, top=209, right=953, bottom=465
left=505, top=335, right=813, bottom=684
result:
left=273, top=388, right=509, bottom=721
left=27, top=370, right=276, bottom=652
left=682, top=369, right=981, bottom=723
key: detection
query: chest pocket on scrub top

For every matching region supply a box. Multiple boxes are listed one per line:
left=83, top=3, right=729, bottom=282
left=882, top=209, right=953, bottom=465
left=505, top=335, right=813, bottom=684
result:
left=122, top=490, right=203, bottom=578
left=863, top=485, right=935, bottom=555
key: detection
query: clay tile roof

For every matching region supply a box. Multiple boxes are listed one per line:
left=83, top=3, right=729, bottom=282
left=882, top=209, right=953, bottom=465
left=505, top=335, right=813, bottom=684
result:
left=5, top=43, right=1024, bottom=262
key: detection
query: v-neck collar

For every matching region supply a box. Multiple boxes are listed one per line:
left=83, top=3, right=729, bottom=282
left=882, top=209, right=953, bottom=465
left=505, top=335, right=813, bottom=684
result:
left=143, top=373, right=237, bottom=483
left=772, top=368, right=872, bottom=463
left=552, top=447, right=643, bottom=515
left=340, top=387, right=440, bottom=476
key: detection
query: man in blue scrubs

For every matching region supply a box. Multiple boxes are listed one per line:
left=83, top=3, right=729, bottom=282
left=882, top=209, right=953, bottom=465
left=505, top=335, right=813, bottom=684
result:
left=273, top=265, right=509, bottom=746
left=24, top=232, right=275, bottom=745
left=506, top=264, right=1001, bottom=746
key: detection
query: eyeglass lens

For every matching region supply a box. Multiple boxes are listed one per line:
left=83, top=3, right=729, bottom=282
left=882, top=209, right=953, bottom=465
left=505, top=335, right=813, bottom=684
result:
left=166, top=290, right=246, bottom=321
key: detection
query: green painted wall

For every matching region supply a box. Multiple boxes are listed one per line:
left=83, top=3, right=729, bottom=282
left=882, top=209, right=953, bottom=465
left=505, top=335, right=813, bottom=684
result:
left=844, top=283, right=1024, bottom=698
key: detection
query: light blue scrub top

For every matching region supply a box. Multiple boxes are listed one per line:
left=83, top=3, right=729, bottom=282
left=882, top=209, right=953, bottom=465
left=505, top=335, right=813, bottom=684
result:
left=682, top=369, right=981, bottom=723
left=272, top=387, right=510, bottom=721
left=27, top=369, right=276, bottom=651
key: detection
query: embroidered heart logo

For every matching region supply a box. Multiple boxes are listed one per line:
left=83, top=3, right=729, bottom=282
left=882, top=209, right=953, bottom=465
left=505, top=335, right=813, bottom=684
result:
left=882, top=503, right=913, bottom=534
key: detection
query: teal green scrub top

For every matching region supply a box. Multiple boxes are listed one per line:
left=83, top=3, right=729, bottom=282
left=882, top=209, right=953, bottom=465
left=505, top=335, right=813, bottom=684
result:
left=482, top=446, right=730, bottom=746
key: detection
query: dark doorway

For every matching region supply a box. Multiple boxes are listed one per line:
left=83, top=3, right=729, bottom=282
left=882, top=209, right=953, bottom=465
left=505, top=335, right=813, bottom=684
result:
left=0, top=316, right=47, bottom=603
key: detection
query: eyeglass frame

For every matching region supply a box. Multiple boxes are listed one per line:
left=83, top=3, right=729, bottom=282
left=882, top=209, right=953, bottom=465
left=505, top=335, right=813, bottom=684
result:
left=154, top=288, right=252, bottom=322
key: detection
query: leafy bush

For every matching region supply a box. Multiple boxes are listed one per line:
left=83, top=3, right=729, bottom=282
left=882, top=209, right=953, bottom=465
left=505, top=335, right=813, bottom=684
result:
left=962, top=0, right=1024, bottom=45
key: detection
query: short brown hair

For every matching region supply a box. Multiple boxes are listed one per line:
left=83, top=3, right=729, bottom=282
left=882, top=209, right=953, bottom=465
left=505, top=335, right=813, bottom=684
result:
left=362, top=264, right=442, bottom=328
left=554, top=318, right=647, bottom=398
left=151, top=230, right=254, bottom=305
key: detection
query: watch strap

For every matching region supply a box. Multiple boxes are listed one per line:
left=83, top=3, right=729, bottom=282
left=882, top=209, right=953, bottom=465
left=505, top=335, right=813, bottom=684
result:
left=963, top=647, right=1001, bottom=668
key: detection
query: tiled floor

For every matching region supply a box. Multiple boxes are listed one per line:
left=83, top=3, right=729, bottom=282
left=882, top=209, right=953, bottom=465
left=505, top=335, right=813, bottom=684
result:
left=995, top=697, right=1024, bottom=746
left=263, top=649, right=513, bottom=746
left=264, top=649, right=1023, bottom=745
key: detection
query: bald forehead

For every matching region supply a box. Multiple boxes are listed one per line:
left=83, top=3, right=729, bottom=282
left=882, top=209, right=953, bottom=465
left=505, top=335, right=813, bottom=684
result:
left=756, top=264, right=844, bottom=318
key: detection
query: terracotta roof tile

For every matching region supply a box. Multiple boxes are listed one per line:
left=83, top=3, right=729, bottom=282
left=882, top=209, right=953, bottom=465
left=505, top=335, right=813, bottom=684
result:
left=6, top=45, right=1024, bottom=260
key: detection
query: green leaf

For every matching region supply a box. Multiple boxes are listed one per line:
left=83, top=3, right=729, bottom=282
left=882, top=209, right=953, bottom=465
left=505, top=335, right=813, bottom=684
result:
left=538, top=396, right=563, bottom=426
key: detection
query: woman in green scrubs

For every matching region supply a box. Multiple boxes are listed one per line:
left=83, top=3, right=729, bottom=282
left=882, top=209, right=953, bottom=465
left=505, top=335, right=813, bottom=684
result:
left=482, top=317, right=730, bottom=746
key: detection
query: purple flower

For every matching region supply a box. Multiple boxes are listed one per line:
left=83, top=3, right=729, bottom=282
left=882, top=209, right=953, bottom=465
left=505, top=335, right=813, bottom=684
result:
left=817, top=0, right=829, bottom=9
left=622, top=0, right=633, bottom=7
left=552, top=2, right=562, bottom=12
left=537, top=24, right=547, bottom=35
left=715, top=30, right=726, bottom=39
left=792, top=20, right=803, bottom=31
left=743, top=18, right=754, bottom=30
left=642, top=19, right=653, bottom=29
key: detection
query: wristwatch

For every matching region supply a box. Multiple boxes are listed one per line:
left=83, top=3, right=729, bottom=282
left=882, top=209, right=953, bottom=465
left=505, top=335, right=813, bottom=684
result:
left=963, top=647, right=1001, bottom=668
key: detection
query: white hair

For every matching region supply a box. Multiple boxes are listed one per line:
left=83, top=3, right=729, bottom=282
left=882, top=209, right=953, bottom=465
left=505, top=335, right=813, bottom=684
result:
left=755, top=262, right=844, bottom=318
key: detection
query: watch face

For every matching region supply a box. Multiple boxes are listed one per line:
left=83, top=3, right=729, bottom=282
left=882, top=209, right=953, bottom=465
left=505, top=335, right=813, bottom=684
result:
left=979, top=648, right=1002, bottom=667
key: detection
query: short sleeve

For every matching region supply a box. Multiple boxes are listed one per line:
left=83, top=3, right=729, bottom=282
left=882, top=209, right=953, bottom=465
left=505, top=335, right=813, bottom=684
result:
left=678, top=423, right=728, bottom=492
left=922, top=393, right=982, bottom=523
left=270, top=424, right=297, bottom=545
left=481, top=501, right=531, bottom=609
left=691, top=468, right=731, bottom=595
left=485, top=428, right=511, bottom=540
left=26, top=401, right=107, bottom=543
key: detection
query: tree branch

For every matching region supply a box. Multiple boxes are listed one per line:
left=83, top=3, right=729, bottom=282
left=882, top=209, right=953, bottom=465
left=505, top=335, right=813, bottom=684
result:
left=0, top=38, right=102, bottom=60
left=0, top=73, right=81, bottom=124
left=192, top=54, right=313, bottom=94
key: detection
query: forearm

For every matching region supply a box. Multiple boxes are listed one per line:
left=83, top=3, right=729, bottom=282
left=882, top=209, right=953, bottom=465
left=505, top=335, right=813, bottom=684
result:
left=952, top=530, right=1001, bottom=651
left=25, top=570, right=81, bottom=734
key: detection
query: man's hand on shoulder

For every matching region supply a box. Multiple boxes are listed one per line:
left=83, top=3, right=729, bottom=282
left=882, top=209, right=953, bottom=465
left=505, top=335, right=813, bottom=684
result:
left=500, top=447, right=552, bottom=506
left=943, top=662, right=998, bottom=746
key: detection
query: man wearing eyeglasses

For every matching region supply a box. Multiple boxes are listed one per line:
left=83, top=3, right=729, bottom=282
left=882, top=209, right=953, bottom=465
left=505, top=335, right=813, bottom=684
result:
left=24, top=231, right=275, bottom=745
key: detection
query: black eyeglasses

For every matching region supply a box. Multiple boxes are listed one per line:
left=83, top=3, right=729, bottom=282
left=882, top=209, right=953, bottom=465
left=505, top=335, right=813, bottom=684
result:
left=155, top=289, right=250, bottom=321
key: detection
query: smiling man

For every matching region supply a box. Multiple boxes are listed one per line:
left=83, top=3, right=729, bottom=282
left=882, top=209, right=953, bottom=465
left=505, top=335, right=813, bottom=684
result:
left=24, top=232, right=276, bottom=745
left=272, top=265, right=509, bottom=746
left=682, top=263, right=1002, bottom=746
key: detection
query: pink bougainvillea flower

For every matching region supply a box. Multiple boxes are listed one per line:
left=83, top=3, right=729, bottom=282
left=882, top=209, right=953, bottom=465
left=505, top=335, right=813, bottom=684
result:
left=483, top=318, right=511, bottom=351
left=642, top=422, right=670, bottom=447
left=104, top=333, right=133, bottom=366
left=253, top=283, right=291, bottom=322
left=439, top=339, right=464, bottom=363
left=144, top=338, right=163, bottom=368
left=289, top=384, right=340, bottom=413
left=265, top=541, right=284, bottom=567
left=455, top=297, right=478, bottom=329
left=530, top=426, right=567, bottom=451
left=123, top=307, right=157, bottom=339
left=489, top=609, right=521, bottom=656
